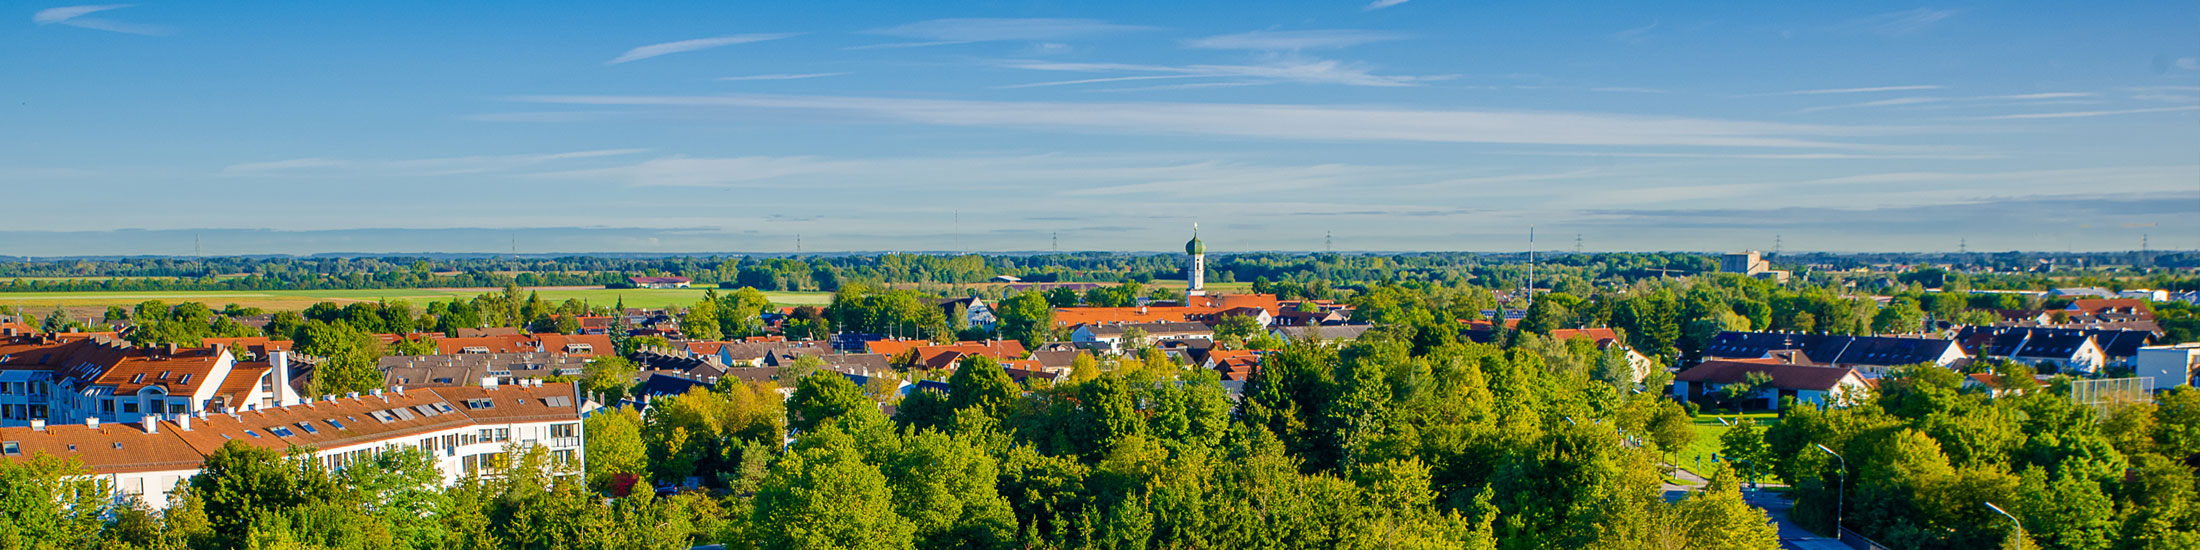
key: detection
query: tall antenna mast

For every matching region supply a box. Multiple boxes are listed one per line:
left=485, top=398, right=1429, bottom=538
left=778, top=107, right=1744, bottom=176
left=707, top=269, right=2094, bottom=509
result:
left=195, top=233, right=202, bottom=257
left=1959, top=238, right=1967, bottom=254
left=796, top=234, right=802, bottom=254
left=1575, top=233, right=1583, bottom=254
left=1526, top=226, right=1534, bottom=307
left=1325, top=231, right=1333, bottom=253
left=1052, top=232, right=1058, bottom=253
left=953, top=210, right=961, bottom=254
left=1773, top=234, right=1782, bottom=256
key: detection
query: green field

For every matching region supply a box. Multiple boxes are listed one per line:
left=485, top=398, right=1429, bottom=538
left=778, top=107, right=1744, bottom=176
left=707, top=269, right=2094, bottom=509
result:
left=0, top=287, right=830, bottom=317
left=1673, top=411, right=1780, bottom=477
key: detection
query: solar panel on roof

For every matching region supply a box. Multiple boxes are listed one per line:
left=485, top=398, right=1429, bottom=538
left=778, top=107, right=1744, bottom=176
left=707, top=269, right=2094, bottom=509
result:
left=390, top=408, right=417, bottom=420
left=412, top=404, right=440, bottom=417
left=368, top=410, right=396, bottom=423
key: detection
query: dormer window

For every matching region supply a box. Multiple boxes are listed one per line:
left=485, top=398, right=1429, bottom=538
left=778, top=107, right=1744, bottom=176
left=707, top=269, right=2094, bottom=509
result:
left=131, top=373, right=145, bottom=384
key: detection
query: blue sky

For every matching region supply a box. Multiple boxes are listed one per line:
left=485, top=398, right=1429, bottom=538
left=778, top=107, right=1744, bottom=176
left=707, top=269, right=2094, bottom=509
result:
left=5, top=1, right=2197, bottom=256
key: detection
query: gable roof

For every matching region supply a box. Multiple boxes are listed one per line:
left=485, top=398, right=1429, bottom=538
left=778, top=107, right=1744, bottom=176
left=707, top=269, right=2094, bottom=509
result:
left=1674, top=359, right=1862, bottom=392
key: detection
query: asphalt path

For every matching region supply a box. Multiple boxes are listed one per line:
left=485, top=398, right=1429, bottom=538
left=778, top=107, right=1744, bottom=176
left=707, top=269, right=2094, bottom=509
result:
left=1662, top=464, right=1850, bottom=550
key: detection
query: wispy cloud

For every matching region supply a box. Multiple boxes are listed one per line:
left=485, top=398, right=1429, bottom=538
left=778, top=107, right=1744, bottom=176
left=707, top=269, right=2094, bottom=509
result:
left=717, top=72, right=848, bottom=81
left=508, top=93, right=1904, bottom=149
left=998, top=59, right=1451, bottom=88
left=856, top=18, right=1151, bottom=48
left=1976, top=105, right=2200, bottom=120
left=608, top=33, right=797, bottom=64
left=1797, top=96, right=1946, bottom=113
left=1855, top=8, right=1960, bottom=35
left=1364, top=0, right=1410, bottom=11
left=1610, top=22, right=1659, bottom=44
left=1767, top=85, right=1945, bottom=95
left=1184, top=30, right=1407, bottom=51
left=33, top=4, right=167, bottom=35
left=222, top=149, right=646, bottom=176
left=532, top=156, right=858, bottom=187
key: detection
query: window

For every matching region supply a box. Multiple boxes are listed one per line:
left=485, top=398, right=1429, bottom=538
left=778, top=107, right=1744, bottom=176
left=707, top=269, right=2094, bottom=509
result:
left=295, top=422, right=319, bottom=434
left=550, top=423, right=578, bottom=438
left=243, top=429, right=261, bottom=438
left=268, top=426, right=295, bottom=437
left=101, top=400, right=115, bottom=414
left=131, top=373, right=144, bottom=384
left=178, top=374, right=191, bottom=385
left=1, top=382, right=13, bottom=395
left=168, top=402, right=186, bottom=414
left=553, top=449, right=574, bottom=465
left=496, top=428, right=510, bottom=442
left=122, top=401, right=139, bottom=414
left=326, top=419, right=346, bottom=430
left=158, top=371, right=170, bottom=380
left=1, top=442, right=16, bottom=456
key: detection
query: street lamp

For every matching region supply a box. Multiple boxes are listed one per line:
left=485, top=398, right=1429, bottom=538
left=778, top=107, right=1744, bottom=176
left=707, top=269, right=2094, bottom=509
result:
left=1815, top=444, right=1846, bottom=541
left=1984, top=501, right=2023, bottom=546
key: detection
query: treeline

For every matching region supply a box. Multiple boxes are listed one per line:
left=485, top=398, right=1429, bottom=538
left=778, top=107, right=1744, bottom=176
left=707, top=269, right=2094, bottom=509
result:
left=1750, top=369, right=2200, bottom=549
left=10, top=251, right=2196, bottom=294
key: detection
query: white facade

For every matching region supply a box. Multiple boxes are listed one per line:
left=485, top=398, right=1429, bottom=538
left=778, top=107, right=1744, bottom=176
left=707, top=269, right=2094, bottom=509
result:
left=2137, top=344, right=2200, bottom=391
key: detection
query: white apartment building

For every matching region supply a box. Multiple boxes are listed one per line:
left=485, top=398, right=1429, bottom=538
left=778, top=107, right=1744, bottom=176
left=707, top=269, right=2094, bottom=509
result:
left=0, top=380, right=584, bottom=510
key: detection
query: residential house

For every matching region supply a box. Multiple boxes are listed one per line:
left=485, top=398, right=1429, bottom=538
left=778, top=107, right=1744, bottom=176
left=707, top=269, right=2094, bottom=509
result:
left=938, top=297, right=997, bottom=332
left=1269, top=324, right=1374, bottom=343
left=379, top=352, right=590, bottom=389
left=628, top=276, right=691, bottom=289
left=1702, top=331, right=1967, bottom=377
left=2136, top=343, right=2200, bottom=391
left=1072, top=322, right=1215, bottom=353
left=1672, top=358, right=1871, bottom=410
left=1549, top=328, right=1657, bottom=385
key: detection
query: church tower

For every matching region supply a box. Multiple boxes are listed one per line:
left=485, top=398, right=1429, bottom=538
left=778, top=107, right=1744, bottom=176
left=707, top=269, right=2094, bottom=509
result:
left=1185, top=224, right=1206, bottom=296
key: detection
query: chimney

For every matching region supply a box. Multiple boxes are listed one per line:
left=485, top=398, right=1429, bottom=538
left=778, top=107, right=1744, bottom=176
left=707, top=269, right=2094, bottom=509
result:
left=271, top=351, right=295, bottom=407
left=177, top=414, right=191, bottom=431
left=481, top=376, right=499, bottom=389
left=141, top=415, right=158, bottom=434
left=346, top=392, right=360, bottom=400
left=166, top=343, right=177, bottom=356
left=86, top=417, right=100, bottom=430
left=371, top=388, right=385, bottom=401
left=29, top=419, right=45, bottom=431
left=394, top=385, right=405, bottom=395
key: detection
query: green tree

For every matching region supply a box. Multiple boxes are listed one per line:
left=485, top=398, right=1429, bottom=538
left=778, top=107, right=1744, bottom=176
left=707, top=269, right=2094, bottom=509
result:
left=297, top=320, right=386, bottom=397
left=788, top=373, right=876, bottom=434
left=751, top=425, right=914, bottom=550
left=586, top=406, right=650, bottom=493
left=582, top=355, right=639, bottom=403
left=1674, top=463, right=1782, bottom=549
left=1720, top=418, right=1771, bottom=481
left=684, top=298, right=723, bottom=341
left=994, top=293, right=1056, bottom=348
left=948, top=355, right=1019, bottom=423
left=0, top=454, right=110, bottom=548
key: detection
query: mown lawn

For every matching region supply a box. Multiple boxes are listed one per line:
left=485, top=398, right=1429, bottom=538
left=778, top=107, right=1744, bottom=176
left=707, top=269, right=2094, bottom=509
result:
left=1673, top=411, right=1781, bottom=478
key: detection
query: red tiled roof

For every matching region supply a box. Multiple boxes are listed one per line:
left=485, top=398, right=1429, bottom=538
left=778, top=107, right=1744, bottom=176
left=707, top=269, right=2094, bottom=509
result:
left=1673, top=359, right=1861, bottom=392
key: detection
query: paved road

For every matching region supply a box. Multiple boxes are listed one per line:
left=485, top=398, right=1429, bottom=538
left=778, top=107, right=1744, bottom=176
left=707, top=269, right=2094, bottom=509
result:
left=1663, top=463, right=1847, bottom=550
